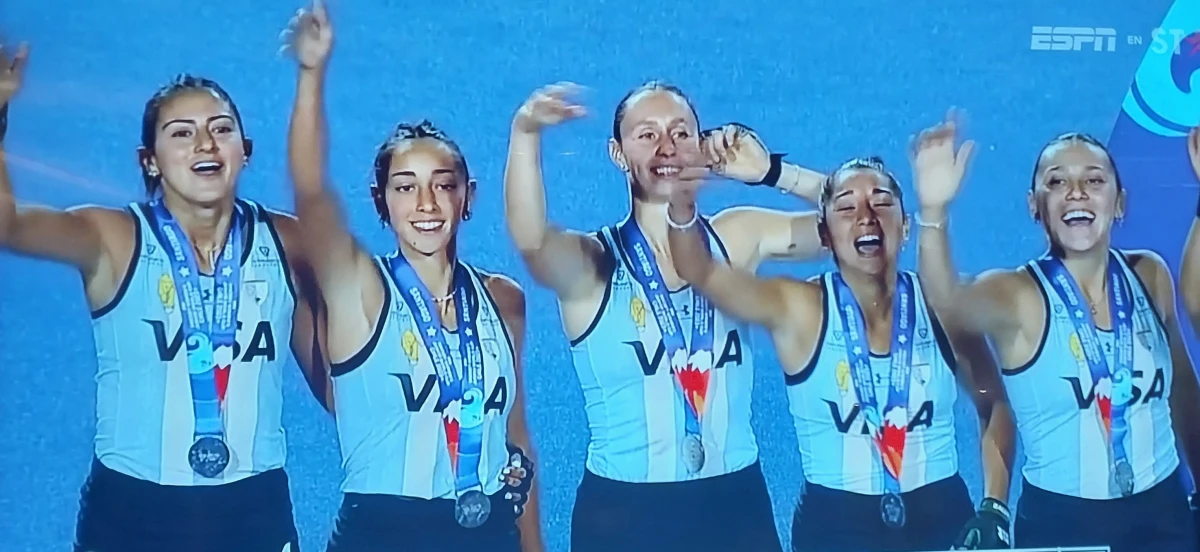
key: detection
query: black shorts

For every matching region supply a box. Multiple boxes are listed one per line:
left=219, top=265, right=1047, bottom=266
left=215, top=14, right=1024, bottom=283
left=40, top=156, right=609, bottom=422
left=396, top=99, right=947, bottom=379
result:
left=791, top=474, right=973, bottom=552
left=1015, top=467, right=1196, bottom=552
left=327, top=491, right=521, bottom=552
left=74, top=457, right=299, bottom=552
left=570, top=461, right=782, bottom=552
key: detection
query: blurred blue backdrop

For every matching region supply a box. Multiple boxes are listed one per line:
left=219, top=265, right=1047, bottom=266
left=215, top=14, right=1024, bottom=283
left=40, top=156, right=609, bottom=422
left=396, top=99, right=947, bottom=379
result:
left=1, top=1, right=1198, bottom=550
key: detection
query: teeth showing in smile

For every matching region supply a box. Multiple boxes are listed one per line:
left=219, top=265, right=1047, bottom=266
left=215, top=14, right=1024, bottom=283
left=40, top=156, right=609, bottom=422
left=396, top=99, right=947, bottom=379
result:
left=412, top=220, right=445, bottom=232
left=651, top=165, right=681, bottom=177
left=191, top=161, right=223, bottom=174
left=1062, top=210, right=1096, bottom=225
left=854, top=234, right=883, bottom=247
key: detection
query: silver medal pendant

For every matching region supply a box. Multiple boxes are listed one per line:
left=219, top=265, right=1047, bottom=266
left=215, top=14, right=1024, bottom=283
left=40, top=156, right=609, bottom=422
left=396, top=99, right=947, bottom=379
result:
left=188, top=436, right=230, bottom=478
left=682, top=434, right=706, bottom=474
left=880, top=492, right=906, bottom=528
left=1114, top=460, right=1135, bottom=497
left=454, top=489, right=492, bottom=528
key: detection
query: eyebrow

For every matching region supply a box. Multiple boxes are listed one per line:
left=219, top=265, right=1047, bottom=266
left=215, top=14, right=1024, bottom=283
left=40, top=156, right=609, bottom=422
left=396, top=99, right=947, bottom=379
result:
left=160, top=114, right=235, bottom=131
left=390, top=168, right=457, bottom=178
left=833, top=187, right=893, bottom=200
left=1044, top=164, right=1106, bottom=172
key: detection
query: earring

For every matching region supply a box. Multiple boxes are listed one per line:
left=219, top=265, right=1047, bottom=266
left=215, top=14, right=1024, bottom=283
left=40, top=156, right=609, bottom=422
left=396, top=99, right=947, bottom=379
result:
left=148, top=169, right=160, bottom=177
left=463, top=210, right=472, bottom=221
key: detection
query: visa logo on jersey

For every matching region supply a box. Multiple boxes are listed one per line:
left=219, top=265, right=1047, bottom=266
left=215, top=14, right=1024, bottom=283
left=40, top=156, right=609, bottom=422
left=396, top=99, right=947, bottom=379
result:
left=395, top=374, right=509, bottom=414
left=623, top=330, right=744, bottom=376
left=825, top=400, right=935, bottom=435
left=145, top=319, right=277, bottom=363
left=1064, top=368, right=1167, bottom=409
left=1031, top=26, right=1118, bottom=52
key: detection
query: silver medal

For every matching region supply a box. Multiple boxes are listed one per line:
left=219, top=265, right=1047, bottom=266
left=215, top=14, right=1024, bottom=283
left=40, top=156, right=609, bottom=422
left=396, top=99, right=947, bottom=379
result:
left=1114, top=460, right=1135, bottom=497
left=880, top=492, right=906, bottom=528
left=682, top=434, right=706, bottom=474
left=454, top=489, right=492, bottom=528
left=188, top=436, right=230, bottom=478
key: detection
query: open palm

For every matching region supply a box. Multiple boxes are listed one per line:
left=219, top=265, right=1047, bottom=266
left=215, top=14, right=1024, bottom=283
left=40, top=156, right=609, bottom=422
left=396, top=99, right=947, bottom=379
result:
left=513, top=82, right=587, bottom=133
left=280, top=1, right=333, bottom=71
left=911, top=109, right=975, bottom=210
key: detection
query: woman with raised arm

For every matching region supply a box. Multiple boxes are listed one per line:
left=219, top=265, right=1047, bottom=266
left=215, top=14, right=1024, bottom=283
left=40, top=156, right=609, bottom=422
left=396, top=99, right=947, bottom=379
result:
left=915, top=112, right=1200, bottom=552
left=281, top=5, right=541, bottom=552
left=0, top=44, right=326, bottom=552
left=665, top=151, right=1014, bottom=552
left=505, top=81, right=826, bottom=551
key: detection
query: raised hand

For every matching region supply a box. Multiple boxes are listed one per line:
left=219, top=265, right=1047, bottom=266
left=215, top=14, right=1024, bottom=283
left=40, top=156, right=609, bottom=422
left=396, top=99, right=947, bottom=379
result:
left=513, top=83, right=587, bottom=134
left=701, top=123, right=774, bottom=184
left=0, top=40, right=29, bottom=144
left=0, top=41, right=28, bottom=107
left=910, top=108, right=975, bottom=212
left=279, top=1, right=334, bottom=71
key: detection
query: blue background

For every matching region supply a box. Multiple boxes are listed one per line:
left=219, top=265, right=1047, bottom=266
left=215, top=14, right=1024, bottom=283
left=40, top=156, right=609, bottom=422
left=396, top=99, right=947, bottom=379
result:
left=1, top=1, right=1197, bottom=551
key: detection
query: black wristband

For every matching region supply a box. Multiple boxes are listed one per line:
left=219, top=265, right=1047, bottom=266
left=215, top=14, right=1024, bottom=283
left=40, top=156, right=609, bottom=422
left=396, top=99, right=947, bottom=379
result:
left=1195, top=193, right=1200, bottom=219
left=0, top=103, right=8, bottom=144
left=750, top=153, right=786, bottom=187
left=979, top=497, right=1010, bottom=522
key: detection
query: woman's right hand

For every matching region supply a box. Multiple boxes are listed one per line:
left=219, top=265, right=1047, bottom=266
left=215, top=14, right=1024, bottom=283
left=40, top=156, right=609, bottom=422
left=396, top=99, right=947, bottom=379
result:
left=0, top=41, right=29, bottom=143
left=280, top=1, right=334, bottom=72
left=513, top=82, right=587, bottom=134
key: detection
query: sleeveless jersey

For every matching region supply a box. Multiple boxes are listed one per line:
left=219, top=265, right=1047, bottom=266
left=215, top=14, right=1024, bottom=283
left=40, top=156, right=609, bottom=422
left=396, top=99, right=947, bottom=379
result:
left=569, top=218, right=757, bottom=483
left=91, top=200, right=295, bottom=485
left=1006, top=251, right=1177, bottom=499
left=331, top=257, right=516, bottom=498
left=786, top=272, right=959, bottom=494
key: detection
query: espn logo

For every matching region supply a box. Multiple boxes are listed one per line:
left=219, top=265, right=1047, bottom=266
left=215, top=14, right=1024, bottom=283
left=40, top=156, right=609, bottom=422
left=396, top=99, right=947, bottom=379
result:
left=1031, top=26, right=1117, bottom=52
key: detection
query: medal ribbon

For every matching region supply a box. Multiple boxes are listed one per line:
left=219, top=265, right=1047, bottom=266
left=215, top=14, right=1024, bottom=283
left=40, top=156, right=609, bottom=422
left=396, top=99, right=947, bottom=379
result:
left=387, top=255, right=486, bottom=496
left=617, top=218, right=715, bottom=447
left=1038, top=252, right=1134, bottom=487
left=832, top=272, right=916, bottom=496
left=147, top=200, right=243, bottom=442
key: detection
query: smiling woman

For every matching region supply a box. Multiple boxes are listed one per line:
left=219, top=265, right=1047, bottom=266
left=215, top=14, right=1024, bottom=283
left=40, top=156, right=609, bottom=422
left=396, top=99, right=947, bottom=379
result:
left=0, top=46, right=330, bottom=552
left=916, top=114, right=1200, bottom=552
left=279, top=5, right=543, bottom=551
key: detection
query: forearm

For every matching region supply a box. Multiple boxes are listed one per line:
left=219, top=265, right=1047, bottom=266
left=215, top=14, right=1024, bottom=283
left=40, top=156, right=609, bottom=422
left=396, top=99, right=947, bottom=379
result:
left=504, top=128, right=552, bottom=253
left=1181, top=218, right=1200, bottom=333
left=777, top=162, right=824, bottom=205
left=916, top=206, right=968, bottom=313
left=516, top=486, right=543, bottom=552
left=0, top=140, right=13, bottom=245
left=980, top=400, right=1015, bottom=502
left=667, top=201, right=718, bottom=287
left=289, top=69, right=330, bottom=199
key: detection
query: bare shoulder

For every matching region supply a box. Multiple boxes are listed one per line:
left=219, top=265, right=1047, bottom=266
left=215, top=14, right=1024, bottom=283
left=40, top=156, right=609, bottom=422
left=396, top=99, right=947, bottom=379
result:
left=1123, top=248, right=1175, bottom=307
left=69, top=203, right=134, bottom=228
left=1124, top=248, right=1171, bottom=282
left=482, top=271, right=526, bottom=314
left=709, top=206, right=765, bottom=246
left=973, top=266, right=1036, bottom=296
left=263, top=208, right=302, bottom=251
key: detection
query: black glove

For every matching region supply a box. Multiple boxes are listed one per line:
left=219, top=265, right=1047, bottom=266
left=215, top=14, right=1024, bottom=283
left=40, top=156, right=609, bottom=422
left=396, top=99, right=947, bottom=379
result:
left=502, top=443, right=535, bottom=516
left=953, top=498, right=1011, bottom=550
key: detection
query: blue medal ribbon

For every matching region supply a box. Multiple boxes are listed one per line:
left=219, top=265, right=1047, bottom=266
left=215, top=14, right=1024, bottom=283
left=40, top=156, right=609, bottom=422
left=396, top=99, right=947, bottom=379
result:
left=831, top=272, right=916, bottom=497
left=1038, top=252, right=1135, bottom=492
left=147, top=200, right=243, bottom=443
left=387, top=255, right=486, bottom=496
left=616, top=219, right=715, bottom=448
